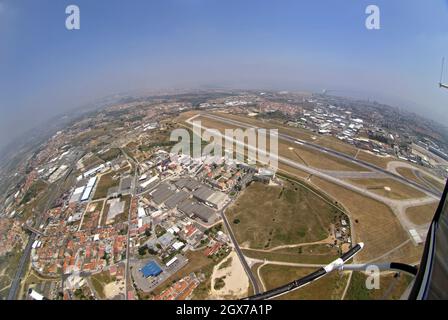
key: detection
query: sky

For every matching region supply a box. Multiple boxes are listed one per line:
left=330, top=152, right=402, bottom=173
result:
left=1, top=0, right=448, bottom=150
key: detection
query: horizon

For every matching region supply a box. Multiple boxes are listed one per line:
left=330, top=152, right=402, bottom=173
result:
left=1, top=0, right=448, bottom=150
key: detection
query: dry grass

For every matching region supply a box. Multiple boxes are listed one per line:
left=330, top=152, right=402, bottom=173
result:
left=309, top=177, right=409, bottom=263
left=420, top=174, right=446, bottom=192
left=226, top=181, right=338, bottom=250
left=396, top=167, right=445, bottom=192
left=345, top=271, right=413, bottom=300
left=356, top=151, right=394, bottom=169
left=313, top=135, right=359, bottom=157
left=368, top=240, right=423, bottom=265
left=259, top=265, right=348, bottom=300
left=406, top=203, right=438, bottom=225
left=93, top=171, right=120, bottom=200
left=346, top=178, right=426, bottom=200
left=396, top=167, right=419, bottom=183
left=243, top=244, right=339, bottom=264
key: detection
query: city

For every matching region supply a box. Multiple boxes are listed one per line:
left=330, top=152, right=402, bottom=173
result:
left=1, top=90, right=446, bottom=300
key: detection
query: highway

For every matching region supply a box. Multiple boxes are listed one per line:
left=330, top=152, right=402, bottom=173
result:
left=7, top=151, right=83, bottom=300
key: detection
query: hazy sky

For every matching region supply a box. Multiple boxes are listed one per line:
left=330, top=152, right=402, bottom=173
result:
left=1, top=0, right=448, bottom=150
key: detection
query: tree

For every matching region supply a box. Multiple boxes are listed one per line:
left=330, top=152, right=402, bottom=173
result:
left=138, top=245, right=147, bottom=256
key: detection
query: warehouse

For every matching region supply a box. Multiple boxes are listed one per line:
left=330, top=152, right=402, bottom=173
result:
left=140, top=260, right=163, bottom=278
left=174, top=178, right=201, bottom=191
left=177, top=199, right=215, bottom=223
left=192, top=186, right=228, bottom=209
left=150, top=183, right=176, bottom=206
left=165, top=190, right=190, bottom=209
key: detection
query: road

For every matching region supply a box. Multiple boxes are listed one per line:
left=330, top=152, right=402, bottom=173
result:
left=122, top=148, right=139, bottom=300
left=7, top=151, right=83, bottom=300
left=218, top=198, right=262, bottom=295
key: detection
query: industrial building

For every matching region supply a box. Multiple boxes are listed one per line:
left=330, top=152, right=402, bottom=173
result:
left=80, top=176, right=97, bottom=202
left=174, top=178, right=201, bottom=191
left=150, top=183, right=176, bottom=206
left=140, top=260, right=163, bottom=278
left=165, top=190, right=190, bottom=209
left=192, top=186, right=228, bottom=209
left=177, top=199, right=215, bottom=223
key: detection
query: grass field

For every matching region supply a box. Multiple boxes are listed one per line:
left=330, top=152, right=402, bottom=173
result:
left=0, top=247, right=23, bottom=299
left=396, top=167, right=445, bottom=192
left=310, top=177, right=409, bottom=263
left=226, top=181, right=339, bottom=249
left=243, top=244, right=339, bottom=264
left=344, top=271, right=413, bottom=300
left=346, top=178, right=426, bottom=200
left=356, top=151, right=394, bottom=169
left=368, top=239, right=423, bottom=265
left=98, top=148, right=121, bottom=162
left=406, top=203, right=438, bottom=225
left=420, top=174, right=446, bottom=192
left=396, top=167, right=419, bottom=183
left=259, top=265, right=348, bottom=300
left=92, top=171, right=119, bottom=200
left=90, top=270, right=114, bottom=299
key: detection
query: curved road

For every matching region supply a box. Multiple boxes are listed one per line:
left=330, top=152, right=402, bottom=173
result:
left=219, top=200, right=261, bottom=295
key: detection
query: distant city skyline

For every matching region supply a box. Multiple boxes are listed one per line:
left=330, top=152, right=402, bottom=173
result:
left=1, top=0, right=448, bottom=150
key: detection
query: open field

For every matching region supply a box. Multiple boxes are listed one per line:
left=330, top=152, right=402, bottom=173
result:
left=243, top=244, right=339, bottom=264
left=309, top=177, right=410, bottom=263
left=98, top=148, right=121, bottom=162
left=344, top=271, right=413, bottom=300
left=406, top=203, right=438, bottom=225
left=92, top=171, right=119, bottom=200
left=312, top=135, right=359, bottom=157
left=226, top=181, right=339, bottom=250
left=278, top=163, right=311, bottom=180
left=346, top=178, right=426, bottom=200
left=0, top=247, right=23, bottom=299
left=420, top=174, right=446, bottom=191
left=90, top=270, right=114, bottom=299
left=356, top=151, right=394, bottom=169
left=396, top=167, right=419, bottom=183
left=368, top=240, right=423, bottom=265
left=210, top=251, right=249, bottom=299
left=259, top=265, right=348, bottom=300
left=396, top=167, right=445, bottom=192
left=194, top=115, right=366, bottom=171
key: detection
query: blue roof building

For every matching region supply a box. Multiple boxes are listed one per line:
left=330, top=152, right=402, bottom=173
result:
left=140, top=260, right=163, bottom=278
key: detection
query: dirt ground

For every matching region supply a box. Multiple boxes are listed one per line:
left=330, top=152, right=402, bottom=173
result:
left=406, top=203, right=438, bottom=225
left=104, top=280, right=125, bottom=299
left=209, top=251, right=249, bottom=299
